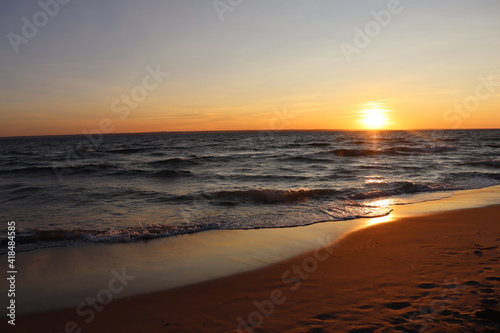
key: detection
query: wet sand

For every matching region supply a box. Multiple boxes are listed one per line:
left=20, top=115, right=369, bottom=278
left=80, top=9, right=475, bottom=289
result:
left=4, top=204, right=500, bottom=333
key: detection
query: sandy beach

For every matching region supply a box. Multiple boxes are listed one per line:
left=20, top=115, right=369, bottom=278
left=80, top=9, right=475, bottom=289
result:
left=2, top=0, right=499, bottom=331
left=5, top=203, right=499, bottom=333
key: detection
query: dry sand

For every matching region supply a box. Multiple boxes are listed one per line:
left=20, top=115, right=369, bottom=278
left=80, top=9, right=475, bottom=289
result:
left=4, top=204, right=500, bottom=333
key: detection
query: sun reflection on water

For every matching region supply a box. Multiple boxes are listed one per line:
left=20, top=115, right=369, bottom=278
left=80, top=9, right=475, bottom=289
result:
left=364, top=214, right=394, bottom=226
left=363, top=198, right=395, bottom=226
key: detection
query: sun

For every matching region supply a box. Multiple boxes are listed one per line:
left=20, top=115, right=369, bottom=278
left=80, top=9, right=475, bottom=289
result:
left=361, top=109, right=388, bottom=129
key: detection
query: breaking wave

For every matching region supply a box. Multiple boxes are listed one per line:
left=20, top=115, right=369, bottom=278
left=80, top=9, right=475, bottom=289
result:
left=0, top=223, right=221, bottom=253
left=205, top=188, right=340, bottom=204
left=350, top=182, right=449, bottom=200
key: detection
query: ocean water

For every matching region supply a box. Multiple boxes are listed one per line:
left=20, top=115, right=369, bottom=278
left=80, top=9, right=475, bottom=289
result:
left=0, top=129, right=499, bottom=253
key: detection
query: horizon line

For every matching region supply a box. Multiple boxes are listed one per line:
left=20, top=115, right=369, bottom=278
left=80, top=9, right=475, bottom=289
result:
left=1, top=127, right=499, bottom=139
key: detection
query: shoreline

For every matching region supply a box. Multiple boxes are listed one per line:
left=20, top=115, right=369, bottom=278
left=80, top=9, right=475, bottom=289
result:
left=4, top=201, right=500, bottom=332
left=1, top=186, right=500, bottom=318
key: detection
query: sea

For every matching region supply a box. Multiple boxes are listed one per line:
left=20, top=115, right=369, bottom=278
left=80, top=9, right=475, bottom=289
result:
left=1, top=129, right=499, bottom=254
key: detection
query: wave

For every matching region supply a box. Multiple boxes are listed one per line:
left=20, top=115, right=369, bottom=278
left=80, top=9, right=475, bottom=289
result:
left=2, top=160, right=37, bottom=167
left=359, top=165, right=393, bottom=170
left=0, top=223, right=221, bottom=251
left=487, top=144, right=500, bottom=148
left=0, top=183, right=24, bottom=190
left=106, top=168, right=195, bottom=178
left=307, top=142, right=331, bottom=147
left=393, top=145, right=457, bottom=153
left=107, top=147, right=155, bottom=154
left=9, top=186, right=41, bottom=195
left=456, top=160, right=500, bottom=168
left=191, top=155, right=233, bottom=163
left=350, top=182, right=449, bottom=200
left=148, top=152, right=166, bottom=156
left=153, top=169, right=194, bottom=178
left=147, top=157, right=200, bottom=167
left=220, top=174, right=309, bottom=182
left=330, top=149, right=380, bottom=157
left=444, top=171, right=500, bottom=182
left=437, top=138, right=460, bottom=142
left=205, top=188, right=340, bottom=204
left=441, top=172, right=500, bottom=190
left=350, top=139, right=413, bottom=145
left=4, top=150, right=37, bottom=156
left=328, top=146, right=457, bottom=157
left=284, top=143, right=303, bottom=148
left=66, top=163, right=116, bottom=173
left=285, top=156, right=332, bottom=163
left=0, top=204, right=394, bottom=254
left=115, top=169, right=194, bottom=178
left=0, top=163, right=116, bottom=175
left=0, top=166, right=55, bottom=174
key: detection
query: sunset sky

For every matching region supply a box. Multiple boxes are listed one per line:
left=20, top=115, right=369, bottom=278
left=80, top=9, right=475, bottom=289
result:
left=1, top=0, right=499, bottom=137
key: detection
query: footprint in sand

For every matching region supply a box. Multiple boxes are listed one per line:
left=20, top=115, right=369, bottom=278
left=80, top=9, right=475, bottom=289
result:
left=347, top=327, right=379, bottom=333
left=480, top=288, right=495, bottom=294
left=383, top=301, right=411, bottom=310
left=485, top=276, right=500, bottom=281
left=481, top=298, right=499, bottom=307
left=313, top=313, right=337, bottom=321
left=308, top=328, right=326, bottom=333
left=474, top=307, right=500, bottom=323
left=463, top=280, right=481, bottom=286
left=416, top=283, right=437, bottom=289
